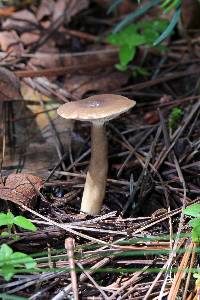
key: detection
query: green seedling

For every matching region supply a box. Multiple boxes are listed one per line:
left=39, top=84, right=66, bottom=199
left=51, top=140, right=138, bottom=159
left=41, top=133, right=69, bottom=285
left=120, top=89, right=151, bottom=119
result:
left=184, top=203, right=200, bottom=290
left=168, top=107, right=183, bottom=130
left=0, top=244, right=36, bottom=281
left=108, top=19, right=169, bottom=70
left=184, top=203, right=200, bottom=243
left=0, top=212, right=37, bottom=237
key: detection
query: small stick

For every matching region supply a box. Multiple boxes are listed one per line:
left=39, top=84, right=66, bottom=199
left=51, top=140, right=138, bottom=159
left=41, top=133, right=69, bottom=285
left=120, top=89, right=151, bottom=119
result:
left=65, top=238, right=79, bottom=300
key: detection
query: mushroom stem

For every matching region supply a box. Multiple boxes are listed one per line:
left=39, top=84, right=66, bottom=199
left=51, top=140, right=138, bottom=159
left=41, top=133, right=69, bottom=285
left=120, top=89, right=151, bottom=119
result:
left=81, top=124, right=108, bottom=215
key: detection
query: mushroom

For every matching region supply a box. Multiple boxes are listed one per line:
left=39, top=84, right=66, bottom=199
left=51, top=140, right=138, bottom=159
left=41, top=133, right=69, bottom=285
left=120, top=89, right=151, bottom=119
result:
left=57, top=94, right=136, bottom=215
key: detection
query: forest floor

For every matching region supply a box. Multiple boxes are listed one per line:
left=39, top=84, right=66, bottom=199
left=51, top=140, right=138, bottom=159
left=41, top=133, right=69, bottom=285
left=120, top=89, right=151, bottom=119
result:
left=0, top=0, right=200, bottom=299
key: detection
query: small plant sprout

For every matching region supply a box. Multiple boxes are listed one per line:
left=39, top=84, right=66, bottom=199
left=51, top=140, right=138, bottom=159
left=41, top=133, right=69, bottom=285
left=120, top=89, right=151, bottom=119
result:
left=169, top=107, right=183, bottom=130
left=184, top=203, right=200, bottom=243
left=0, top=244, right=36, bottom=281
left=108, top=19, right=169, bottom=71
left=0, top=212, right=37, bottom=237
left=57, top=94, right=136, bottom=215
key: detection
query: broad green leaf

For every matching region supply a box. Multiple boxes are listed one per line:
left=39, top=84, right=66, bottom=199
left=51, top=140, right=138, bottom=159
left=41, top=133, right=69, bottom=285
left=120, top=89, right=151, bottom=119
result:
left=184, top=204, right=200, bottom=218
left=119, top=45, right=136, bottom=66
left=127, top=34, right=146, bottom=47
left=189, top=218, right=200, bottom=228
left=108, top=25, right=138, bottom=46
left=11, top=252, right=36, bottom=269
left=0, top=244, right=13, bottom=261
left=0, top=212, right=14, bottom=226
left=192, top=228, right=200, bottom=243
left=1, top=264, right=15, bottom=281
left=152, top=19, right=169, bottom=32
left=143, top=28, right=159, bottom=44
left=14, top=216, right=37, bottom=232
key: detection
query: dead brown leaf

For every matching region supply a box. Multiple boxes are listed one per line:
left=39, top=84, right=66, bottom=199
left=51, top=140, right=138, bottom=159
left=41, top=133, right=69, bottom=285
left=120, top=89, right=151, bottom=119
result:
left=93, top=0, right=136, bottom=14
left=28, top=41, right=61, bottom=70
left=19, top=116, right=79, bottom=176
left=92, top=0, right=112, bottom=9
left=64, top=71, right=129, bottom=98
left=0, top=31, right=24, bottom=56
left=144, top=111, right=159, bottom=125
left=181, top=0, right=200, bottom=30
left=2, top=9, right=38, bottom=32
left=36, top=0, right=54, bottom=21
left=117, top=0, right=138, bottom=15
left=0, top=173, right=44, bottom=207
left=0, top=67, right=22, bottom=101
left=53, top=0, right=89, bottom=21
left=20, top=32, right=40, bottom=46
left=0, top=177, right=4, bottom=188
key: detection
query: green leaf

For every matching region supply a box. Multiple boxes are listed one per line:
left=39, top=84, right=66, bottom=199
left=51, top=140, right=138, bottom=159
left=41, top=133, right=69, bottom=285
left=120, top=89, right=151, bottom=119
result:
left=168, top=107, right=183, bottom=130
left=127, top=34, right=146, bottom=47
left=1, top=231, right=10, bottom=237
left=11, top=252, right=36, bottom=269
left=115, top=64, right=128, bottom=71
left=193, top=273, right=200, bottom=279
left=0, top=244, right=36, bottom=281
left=1, top=264, right=15, bottom=281
left=189, top=218, right=200, bottom=228
left=192, top=228, right=200, bottom=243
left=0, top=212, right=14, bottom=226
left=184, top=204, right=200, bottom=218
left=108, top=25, right=138, bottom=46
left=14, top=216, right=37, bottom=232
left=0, top=244, right=13, bottom=261
left=119, top=45, right=136, bottom=66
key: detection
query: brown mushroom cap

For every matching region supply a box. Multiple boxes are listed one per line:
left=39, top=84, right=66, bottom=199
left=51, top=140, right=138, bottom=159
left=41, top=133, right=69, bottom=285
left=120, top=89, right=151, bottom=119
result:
left=57, top=94, right=136, bottom=123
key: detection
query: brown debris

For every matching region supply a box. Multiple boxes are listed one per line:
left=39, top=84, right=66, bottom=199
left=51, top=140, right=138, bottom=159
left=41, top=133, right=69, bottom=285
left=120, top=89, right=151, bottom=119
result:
left=144, top=111, right=160, bottom=125
left=0, top=173, right=44, bottom=207
left=0, top=67, right=22, bottom=101
left=28, top=41, right=61, bottom=70
left=64, top=71, right=129, bottom=98
left=0, top=30, right=24, bottom=56
left=20, top=32, right=40, bottom=46
left=36, top=0, right=54, bottom=21
left=2, top=9, right=38, bottom=31
left=53, top=0, right=89, bottom=21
